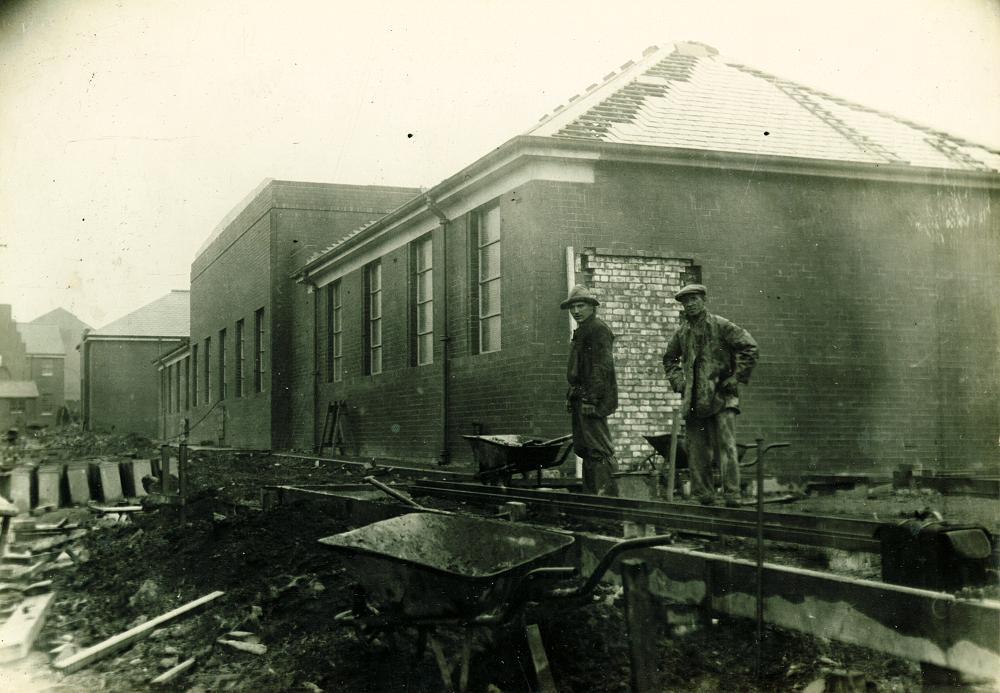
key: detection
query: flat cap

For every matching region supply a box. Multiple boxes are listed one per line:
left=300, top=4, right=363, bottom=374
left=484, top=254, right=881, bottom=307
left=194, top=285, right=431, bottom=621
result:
left=674, top=284, right=707, bottom=301
left=560, top=285, right=600, bottom=309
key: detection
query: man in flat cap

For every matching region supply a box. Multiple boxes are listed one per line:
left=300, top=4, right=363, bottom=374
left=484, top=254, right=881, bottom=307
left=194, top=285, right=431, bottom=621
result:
left=662, top=284, right=758, bottom=506
left=562, top=285, right=619, bottom=496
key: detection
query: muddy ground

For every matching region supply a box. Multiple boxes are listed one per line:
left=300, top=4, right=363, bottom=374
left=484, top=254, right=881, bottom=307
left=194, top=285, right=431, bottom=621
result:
left=1, top=431, right=997, bottom=692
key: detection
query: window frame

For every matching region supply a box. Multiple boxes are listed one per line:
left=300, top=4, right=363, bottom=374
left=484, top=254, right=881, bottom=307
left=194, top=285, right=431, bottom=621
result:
left=204, top=336, right=212, bottom=403
left=410, top=234, right=434, bottom=366
left=254, top=307, right=265, bottom=393
left=331, top=281, right=343, bottom=382
left=235, top=319, right=245, bottom=398
left=218, top=328, right=227, bottom=401
left=364, top=261, right=383, bottom=375
left=470, top=201, right=501, bottom=354
left=191, top=344, right=199, bottom=407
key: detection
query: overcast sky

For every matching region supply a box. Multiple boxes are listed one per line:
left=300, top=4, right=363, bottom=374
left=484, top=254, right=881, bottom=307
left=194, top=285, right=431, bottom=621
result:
left=1, top=0, right=997, bottom=328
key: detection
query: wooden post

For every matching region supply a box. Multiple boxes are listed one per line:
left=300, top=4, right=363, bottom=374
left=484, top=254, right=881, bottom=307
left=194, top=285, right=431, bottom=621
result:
left=525, top=623, right=557, bottom=693
left=665, top=411, right=681, bottom=501
left=622, top=558, right=659, bottom=692
left=159, top=446, right=173, bottom=495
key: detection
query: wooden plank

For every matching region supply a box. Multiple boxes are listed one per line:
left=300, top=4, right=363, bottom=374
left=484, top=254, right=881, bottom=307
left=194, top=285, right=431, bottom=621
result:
left=54, top=590, right=224, bottom=673
left=0, top=592, right=56, bottom=662
left=150, top=657, right=196, bottom=685
left=525, top=623, right=557, bottom=693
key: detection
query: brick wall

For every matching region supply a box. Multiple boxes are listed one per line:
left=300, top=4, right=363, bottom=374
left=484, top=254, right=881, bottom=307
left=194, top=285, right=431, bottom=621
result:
left=86, top=339, right=181, bottom=438
left=28, top=356, right=65, bottom=424
left=191, top=180, right=418, bottom=450
left=213, top=162, right=996, bottom=477
left=577, top=249, right=689, bottom=464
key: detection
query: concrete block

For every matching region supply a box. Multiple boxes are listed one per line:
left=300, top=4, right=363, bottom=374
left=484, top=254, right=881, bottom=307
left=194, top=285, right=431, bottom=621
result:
left=129, top=459, right=152, bottom=498
left=36, top=464, right=65, bottom=509
left=9, top=467, right=36, bottom=513
left=94, top=461, right=123, bottom=503
left=66, top=463, right=91, bottom=505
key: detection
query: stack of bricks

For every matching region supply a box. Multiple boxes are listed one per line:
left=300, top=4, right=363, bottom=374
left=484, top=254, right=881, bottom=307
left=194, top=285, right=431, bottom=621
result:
left=579, top=249, right=690, bottom=465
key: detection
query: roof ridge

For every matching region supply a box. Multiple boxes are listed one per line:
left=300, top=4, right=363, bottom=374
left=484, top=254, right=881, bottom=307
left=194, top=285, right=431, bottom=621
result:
left=724, top=60, right=1000, bottom=161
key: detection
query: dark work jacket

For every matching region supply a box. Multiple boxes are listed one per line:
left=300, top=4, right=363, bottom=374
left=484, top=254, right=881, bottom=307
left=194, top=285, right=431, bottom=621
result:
left=662, top=312, right=758, bottom=419
left=567, top=315, right=619, bottom=418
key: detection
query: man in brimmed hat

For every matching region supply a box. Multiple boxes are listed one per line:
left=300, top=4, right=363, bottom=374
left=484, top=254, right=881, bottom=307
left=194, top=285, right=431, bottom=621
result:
left=562, top=285, right=619, bottom=496
left=662, top=284, right=758, bottom=507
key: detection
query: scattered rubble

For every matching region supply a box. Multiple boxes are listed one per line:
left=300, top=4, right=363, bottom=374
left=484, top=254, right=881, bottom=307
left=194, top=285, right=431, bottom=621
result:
left=0, top=438, right=994, bottom=690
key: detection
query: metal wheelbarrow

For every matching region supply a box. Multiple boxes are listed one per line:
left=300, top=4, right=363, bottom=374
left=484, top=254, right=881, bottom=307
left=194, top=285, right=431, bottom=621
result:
left=320, top=512, right=673, bottom=690
left=321, top=513, right=673, bottom=624
left=462, top=434, right=573, bottom=486
left=642, top=432, right=760, bottom=492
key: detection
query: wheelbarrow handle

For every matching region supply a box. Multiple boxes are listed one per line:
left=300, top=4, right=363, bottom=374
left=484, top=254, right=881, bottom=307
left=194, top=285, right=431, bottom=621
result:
left=546, top=534, right=675, bottom=601
left=363, top=476, right=427, bottom=510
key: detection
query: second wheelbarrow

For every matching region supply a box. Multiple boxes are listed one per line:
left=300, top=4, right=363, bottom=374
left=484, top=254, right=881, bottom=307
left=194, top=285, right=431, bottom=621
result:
left=462, top=433, right=573, bottom=485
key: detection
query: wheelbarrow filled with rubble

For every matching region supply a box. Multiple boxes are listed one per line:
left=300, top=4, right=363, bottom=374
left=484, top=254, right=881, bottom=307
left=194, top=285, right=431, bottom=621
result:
left=320, top=512, right=673, bottom=690
left=462, top=433, right=573, bottom=485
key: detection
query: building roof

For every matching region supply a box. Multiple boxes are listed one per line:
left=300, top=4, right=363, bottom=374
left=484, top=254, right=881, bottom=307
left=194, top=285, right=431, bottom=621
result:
left=526, top=42, right=1000, bottom=172
left=301, top=40, right=1000, bottom=276
left=0, top=381, right=39, bottom=399
left=15, top=323, right=65, bottom=356
left=29, top=307, right=91, bottom=334
left=88, top=290, right=190, bottom=338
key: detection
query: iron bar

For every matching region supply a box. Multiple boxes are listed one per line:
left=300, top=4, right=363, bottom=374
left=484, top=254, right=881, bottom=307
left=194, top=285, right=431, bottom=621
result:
left=412, top=480, right=882, bottom=553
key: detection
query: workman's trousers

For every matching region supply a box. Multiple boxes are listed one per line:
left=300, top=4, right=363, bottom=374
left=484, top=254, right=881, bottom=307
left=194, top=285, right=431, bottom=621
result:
left=685, top=408, right=739, bottom=500
left=570, top=403, right=618, bottom=496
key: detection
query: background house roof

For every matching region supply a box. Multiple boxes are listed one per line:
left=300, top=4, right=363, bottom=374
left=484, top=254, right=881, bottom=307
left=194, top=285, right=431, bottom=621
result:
left=15, top=323, right=65, bottom=356
left=527, top=42, right=1000, bottom=172
left=88, top=290, right=190, bottom=338
left=0, top=381, right=39, bottom=399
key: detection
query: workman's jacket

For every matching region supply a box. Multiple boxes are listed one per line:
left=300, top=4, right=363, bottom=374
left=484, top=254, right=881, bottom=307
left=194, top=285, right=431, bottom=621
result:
left=566, top=315, right=619, bottom=418
left=662, top=312, right=758, bottom=419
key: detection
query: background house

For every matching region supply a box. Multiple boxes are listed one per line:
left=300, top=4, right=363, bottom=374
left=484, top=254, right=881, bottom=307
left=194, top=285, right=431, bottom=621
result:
left=295, top=42, right=999, bottom=476
left=0, top=305, right=38, bottom=431
left=81, top=290, right=190, bottom=438
left=185, top=179, right=420, bottom=449
left=27, top=307, right=91, bottom=415
left=15, top=322, right=66, bottom=425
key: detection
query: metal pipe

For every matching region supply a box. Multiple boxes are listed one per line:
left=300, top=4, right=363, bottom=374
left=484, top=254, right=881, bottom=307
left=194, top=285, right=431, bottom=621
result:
left=424, top=195, right=451, bottom=466
left=755, top=435, right=765, bottom=680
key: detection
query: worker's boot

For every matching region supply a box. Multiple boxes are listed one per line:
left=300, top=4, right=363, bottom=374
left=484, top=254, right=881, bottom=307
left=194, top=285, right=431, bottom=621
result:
left=583, top=454, right=618, bottom=497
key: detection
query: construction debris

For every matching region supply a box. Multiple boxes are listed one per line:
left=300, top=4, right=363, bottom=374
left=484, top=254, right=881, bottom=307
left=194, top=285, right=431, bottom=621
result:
left=150, top=656, right=197, bottom=685
left=0, top=591, right=55, bottom=662
left=217, top=638, right=267, bottom=655
left=53, top=590, right=225, bottom=674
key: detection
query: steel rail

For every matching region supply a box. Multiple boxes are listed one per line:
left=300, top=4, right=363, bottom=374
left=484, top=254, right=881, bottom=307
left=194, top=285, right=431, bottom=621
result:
left=412, top=479, right=883, bottom=553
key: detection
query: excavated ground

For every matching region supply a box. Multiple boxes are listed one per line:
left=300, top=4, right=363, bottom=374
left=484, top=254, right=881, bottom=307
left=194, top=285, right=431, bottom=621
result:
left=2, top=432, right=997, bottom=692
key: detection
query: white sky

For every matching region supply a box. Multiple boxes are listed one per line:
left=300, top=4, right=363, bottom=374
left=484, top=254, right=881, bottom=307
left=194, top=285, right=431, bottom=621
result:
left=1, top=0, right=998, bottom=328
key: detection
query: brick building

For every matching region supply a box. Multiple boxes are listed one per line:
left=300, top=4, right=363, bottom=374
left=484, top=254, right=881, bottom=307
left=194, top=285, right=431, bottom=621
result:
left=295, top=42, right=999, bottom=476
left=27, top=307, right=91, bottom=413
left=185, top=179, right=419, bottom=449
left=0, top=304, right=38, bottom=431
left=153, top=340, right=192, bottom=441
left=15, top=322, right=66, bottom=424
left=81, top=290, right=189, bottom=438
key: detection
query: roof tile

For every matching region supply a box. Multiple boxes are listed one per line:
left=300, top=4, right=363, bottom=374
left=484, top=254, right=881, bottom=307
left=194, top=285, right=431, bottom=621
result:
left=90, top=290, right=190, bottom=338
left=528, top=42, right=998, bottom=172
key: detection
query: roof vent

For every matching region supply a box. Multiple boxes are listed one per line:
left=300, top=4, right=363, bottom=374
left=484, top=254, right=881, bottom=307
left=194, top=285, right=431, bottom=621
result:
left=673, top=41, right=718, bottom=58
